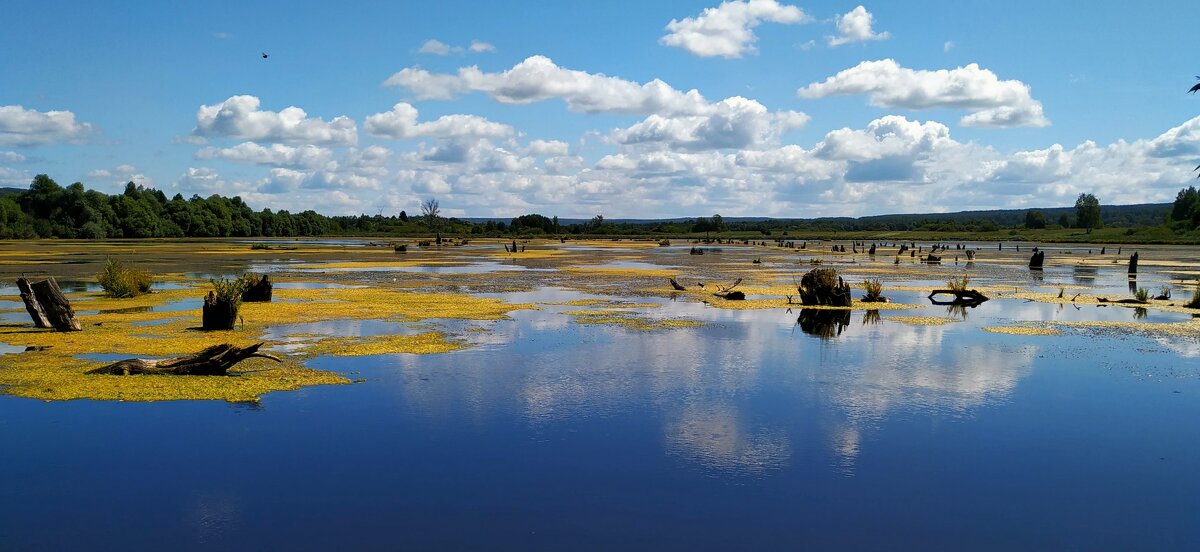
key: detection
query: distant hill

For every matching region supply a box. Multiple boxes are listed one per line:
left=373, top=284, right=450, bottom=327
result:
left=0, top=187, right=25, bottom=198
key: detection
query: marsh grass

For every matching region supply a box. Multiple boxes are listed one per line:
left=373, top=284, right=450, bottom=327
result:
left=211, top=275, right=251, bottom=309
left=947, top=274, right=971, bottom=292
left=96, top=257, right=154, bottom=298
left=863, top=278, right=884, bottom=300
left=1135, top=287, right=1150, bottom=303
left=1187, top=285, right=1200, bottom=309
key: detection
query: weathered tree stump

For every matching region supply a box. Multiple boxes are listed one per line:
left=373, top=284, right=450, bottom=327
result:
left=241, top=274, right=273, bottom=302
left=202, top=291, right=238, bottom=331
left=965, top=250, right=975, bottom=261
left=17, top=277, right=80, bottom=331
left=1128, top=252, right=1139, bottom=275
left=86, top=343, right=280, bottom=376
left=16, top=277, right=50, bottom=329
left=798, top=268, right=852, bottom=306
left=1029, top=250, right=1045, bottom=269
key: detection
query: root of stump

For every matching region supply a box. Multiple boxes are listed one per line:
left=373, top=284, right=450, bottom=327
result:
left=86, top=343, right=281, bottom=376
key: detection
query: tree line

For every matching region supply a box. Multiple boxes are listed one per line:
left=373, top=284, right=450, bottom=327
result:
left=1, top=175, right=1198, bottom=240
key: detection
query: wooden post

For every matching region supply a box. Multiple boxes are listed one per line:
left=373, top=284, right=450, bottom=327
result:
left=16, top=277, right=51, bottom=329
left=27, top=278, right=81, bottom=331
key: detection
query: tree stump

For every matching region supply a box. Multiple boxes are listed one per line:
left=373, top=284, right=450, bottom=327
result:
left=1128, top=252, right=1138, bottom=275
left=16, top=278, right=51, bottom=329
left=798, top=268, right=852, bottom=306
left=86, top=343, right=280, bottom=376
left=1029, top=251, right=1045, bottom=269
left=241, top=274, right=273, bottom=302
left=202, top=291, right=238, bottom=330
left=17, top=277, right=80, bottom=331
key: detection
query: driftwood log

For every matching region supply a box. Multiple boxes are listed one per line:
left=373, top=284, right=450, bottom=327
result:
left=16, top=277, right=80, bottom=331
left=799, top=269, right=851, bottom=306
left=928, top=289, right=990, bottom=304
left=242, top=274, right=272, bottom=302
left=86, top=343, right=280, bottom=376
left=202, top=291, right=238, bottom=330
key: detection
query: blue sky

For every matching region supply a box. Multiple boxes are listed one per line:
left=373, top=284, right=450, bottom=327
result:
left=2, top=0, right=1199, bottom=218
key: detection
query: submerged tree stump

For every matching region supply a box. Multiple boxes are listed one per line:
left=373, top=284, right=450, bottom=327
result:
left=798, top=268, right=852, bottom=307
left=241, top=274, right=273, bottom=302
left=17, top=277, right=80, bottom=331
left=202, top=291, right=239, bottom=331
left=86, top=343, right=280, bottom=376
left=1029, top=250, right=1045, bottom=269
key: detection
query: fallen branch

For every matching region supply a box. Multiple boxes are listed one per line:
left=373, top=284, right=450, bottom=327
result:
left=668, top=278, right=687, bottom=291
left=86, top=343, right=280, bottom=376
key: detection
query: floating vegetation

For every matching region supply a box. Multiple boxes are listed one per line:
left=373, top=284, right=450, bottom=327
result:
left=564, top=309, right=701, bottom=331
left=888, top=316, right=960, bottom=326
left=983, top=326, right=1062, bottom=336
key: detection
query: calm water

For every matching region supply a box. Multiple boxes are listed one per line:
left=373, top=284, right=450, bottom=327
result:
left=2, top=254, right=1199, bottom=549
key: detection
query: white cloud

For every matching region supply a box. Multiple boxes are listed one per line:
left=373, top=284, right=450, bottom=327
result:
left=828, top=5, right=890, bottom=47
left=0, top=105, right=94, bottom=146
left=660, top=0, right=811, bottom=58
left=612, top=96, right=808, bottom=150
left=196, top=142, right=335, bottom=168
left=418, top=39, right=454, bottom=55
left=364, top=103, right=515, bottom=140
left=88, top=164, right=152, bottom=187
left=192, top=95, right=358, bottom=146
left=0, top=167, right=29, bottom=186
left=943, top=40, right=955, bottom=52
left=798, top=59, right=1050, bottom=128
left=524, top=139, right=570, bottom=157
left=469, top=40, right=496, bottom=53
left=385, top=55, right=711, bottom=115
left=0, top=151, right=27, bottom=163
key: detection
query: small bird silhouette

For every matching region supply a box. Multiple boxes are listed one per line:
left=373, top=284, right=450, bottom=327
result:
left=1190, top=76, right=1200, bottom=94
left=261, top=52, right=270, bottom=59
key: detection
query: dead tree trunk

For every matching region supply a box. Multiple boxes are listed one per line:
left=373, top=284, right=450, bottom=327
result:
left=202, top=291, right=238, bottom=331
left=16, top=277, right=50, bottom=329
left=1128, top=252, right=1139, bottom=275
left=668, top=278, right=687, bottom=291
left=18, top=278, right=80, bottom=331
left=1029, top=250, right=1045, bottom=269
left=241, top=274, right=273, bottom=302
left=86, top=343, right=280, bottom=376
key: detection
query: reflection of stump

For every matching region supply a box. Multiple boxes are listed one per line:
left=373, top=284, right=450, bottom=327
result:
left=1029, top=251, right=1045, bottom=269
left=241, top=274, right=272, bottom=302
left=797, top=309, right=851, bottom=339
left=798, top=268, right=852, bottom=306
left=202, top=291, right=238, bottom=331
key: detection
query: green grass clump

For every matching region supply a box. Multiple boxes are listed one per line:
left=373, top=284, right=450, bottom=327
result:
left=1134, top=287, right=1150, bottom=303
left=947, top=274, right=971, bottom=292
left=210, top=276, right=251, bottom=309
left=96, top=257, right=154, bottom=298
left=863, top=278, right=884, bottom=300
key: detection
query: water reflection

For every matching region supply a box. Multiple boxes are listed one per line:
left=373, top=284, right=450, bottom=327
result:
left=797, top=309, right=851, bottom=339
left=664, top=403, right=791, bottom=474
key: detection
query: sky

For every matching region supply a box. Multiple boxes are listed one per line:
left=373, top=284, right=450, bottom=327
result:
left=2, top=0, right=1199, bottom=219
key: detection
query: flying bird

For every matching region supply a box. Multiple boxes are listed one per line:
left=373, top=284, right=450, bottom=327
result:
left=1190, top=76, right=1200, bottom=93
left=261, top=52, right=269, bottom=59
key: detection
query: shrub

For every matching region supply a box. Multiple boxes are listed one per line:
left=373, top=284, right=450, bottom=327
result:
left=210, top=276, right=251, bottom=310
left=97, top=257, right=154, bottom=298
left=250, top=243, right=271, bottom=250
left=863, top=279, right=884, bottom=300
left=1187, top=285, right=1200, bottom=309
left=1134, top=287, right=1149, bottom=303
left=947, top=274, right=971, bottom=292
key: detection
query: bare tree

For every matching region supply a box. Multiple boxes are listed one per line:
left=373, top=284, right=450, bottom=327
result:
left=421, top=198, right=442, bottom=243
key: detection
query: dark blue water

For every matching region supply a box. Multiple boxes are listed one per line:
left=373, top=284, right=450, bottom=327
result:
left=1, top=292, right=1198, bottom=550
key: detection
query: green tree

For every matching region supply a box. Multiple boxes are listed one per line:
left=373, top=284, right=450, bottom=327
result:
left=1074, top=193, right=1102, bottom=230
left=1024, top=209, right=1047, bottom=229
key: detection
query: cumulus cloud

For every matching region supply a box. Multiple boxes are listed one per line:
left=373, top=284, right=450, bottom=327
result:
left=469, top=40, right=496, bottom=53
left=418, top=39, right=454, bottom=55
left=828, top=5, right=890, bottom=47
left=612, top=96, right=808, bottom=150
left=798, top=59, right=1049, bottom=128
left=0, top=151, right=27, bottom=163
left=524, top=139, right=570, bottom=157
left=0, top=167, right=29, bottom=186
left=660, top=0, right=810, bottom=58
left=88, top=164, right=152, bottom=187
left=364, top=103, right=514, bottom=140
left=0, top=105, right=94, bottom=146
left=192, top=95, right=358, bottom=146
left=196, top=142, right=335, bottom=168
left=385, top=55, right=711, bottom=115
